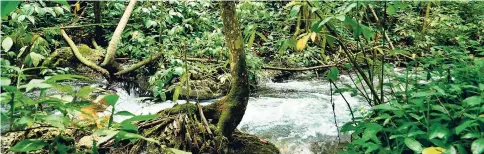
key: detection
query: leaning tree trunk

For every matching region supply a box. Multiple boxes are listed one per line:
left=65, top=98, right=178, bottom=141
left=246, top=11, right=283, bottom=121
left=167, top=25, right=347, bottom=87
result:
left=207, top=1, right=250, bottom=138
left=101, top=0, right=137, bottom=68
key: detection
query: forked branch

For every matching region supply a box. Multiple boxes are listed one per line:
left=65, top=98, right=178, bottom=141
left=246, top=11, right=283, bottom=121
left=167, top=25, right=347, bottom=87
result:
left=60, top=29, right=110, bottom=78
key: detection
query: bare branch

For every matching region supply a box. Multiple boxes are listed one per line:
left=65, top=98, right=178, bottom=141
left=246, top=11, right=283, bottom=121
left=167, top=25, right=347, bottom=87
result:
left=114, top=52, right=163, bottom=76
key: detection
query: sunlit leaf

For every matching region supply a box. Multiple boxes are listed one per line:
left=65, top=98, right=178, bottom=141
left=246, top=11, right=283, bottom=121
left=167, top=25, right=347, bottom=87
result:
left=19, top=79, right=51, bottom=92
left=428, top=124, right=449, bottom=139
left=296, top=33, right=311, bottom=51
left=472, top=139, right=484, bottom=154
left=463, top=96, right=482, bottom=107
left=404, top=138, right=423, bottom=153
left=2, top=36, right=13, bottom=52
left=173, top=86, right=182, bottom=102
left=77, top=86, right=95, bottom=98
left=422, top=147, right=445, bottom=154
left=387, top=5, right=397, bottom=15
left=0, top=77, right=11, bottom=86
left=289, top=5, right=301, bottom=17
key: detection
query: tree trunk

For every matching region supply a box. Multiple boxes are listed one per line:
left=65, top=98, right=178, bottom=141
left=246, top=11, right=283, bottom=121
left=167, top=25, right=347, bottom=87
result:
left=208, top=1, right=250, bottom=138
left=93, top=1, right=105, bottom=46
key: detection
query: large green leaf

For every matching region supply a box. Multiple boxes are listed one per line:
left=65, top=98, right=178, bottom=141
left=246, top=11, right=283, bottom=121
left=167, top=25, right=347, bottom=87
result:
left=463, top=96, right=482, bottom=107
left=471, top=138, right=484, bottom=154
left=77, top=86, right=95, bottom=98
left=428, top=123, right=449, bottom=139
left=404, top=138, right=423, bottom=153
left=327, top=67, right=339, bottom=81
left=19, top=79, right=51, bottom=92
left=1, top=1, right=20, bottom=19
left=9, top=139, right=48, bottom=152
left=312, top=17, right=333, bottom=32
left=362, top=123, right=383, bottom=143
left=0, top=77, right=11, bottom=86
left=289, top=5, right=301, bottom=17
left=45, top=74, right=91, bottom=83
left=103, top=94, right=119, bottom=106
left=455, top=120, right=476, bottom=134
left=387, top=5, right=397, bottom=15
left=29, top=52, right=45, bottom=67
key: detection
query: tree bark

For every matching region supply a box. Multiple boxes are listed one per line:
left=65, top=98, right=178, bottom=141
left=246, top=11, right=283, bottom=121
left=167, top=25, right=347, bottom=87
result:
left=93, top=1, right=105, bottom=46
left=101, top=0, right=137, bottom=67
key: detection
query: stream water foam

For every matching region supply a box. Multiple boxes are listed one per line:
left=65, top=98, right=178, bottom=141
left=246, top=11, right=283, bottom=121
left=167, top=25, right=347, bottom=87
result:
left=111, top=75, right=367, bottom=154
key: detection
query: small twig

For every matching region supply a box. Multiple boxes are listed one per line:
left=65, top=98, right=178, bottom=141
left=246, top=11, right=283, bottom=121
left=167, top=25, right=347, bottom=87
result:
left=330, top=80, right=356, bottom=124
left=197, top=103, right=213, bottom=137
left=330, top=83, right=341, bottom=144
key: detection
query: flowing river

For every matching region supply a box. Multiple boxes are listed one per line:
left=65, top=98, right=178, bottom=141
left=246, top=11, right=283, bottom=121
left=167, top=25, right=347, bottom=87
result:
left=111, top=75, right=368, bottom=154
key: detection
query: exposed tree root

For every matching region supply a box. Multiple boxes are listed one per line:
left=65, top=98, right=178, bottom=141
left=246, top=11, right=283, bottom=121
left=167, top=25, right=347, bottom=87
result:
left=98, top=103, right=279, bottom=154
left=1, top=104, right=279, bottom=154
left=61, top=29, right=110, bottom=78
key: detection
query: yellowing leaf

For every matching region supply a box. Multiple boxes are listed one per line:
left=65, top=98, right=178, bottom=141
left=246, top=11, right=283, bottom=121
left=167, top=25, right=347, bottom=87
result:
left=296, top=34, right=311, bottom=51
left=310, top=32, right=317, bottom=42
left=422, top=147, right=445, bottom=154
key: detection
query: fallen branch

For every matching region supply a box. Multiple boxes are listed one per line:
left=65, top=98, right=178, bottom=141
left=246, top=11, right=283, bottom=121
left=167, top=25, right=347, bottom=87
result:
left=114, top=52, right=163, bottom=76
left=61, top=29, right=110, bottom=78
left=177, top=57, right=340, bottom=72
left=262, top=64, right=335, bottom=71
left=40, top=23, right=116, bottom=30
left=197, top=103, right=213, bottom=137
left=183, top=57, right=222, bottom=63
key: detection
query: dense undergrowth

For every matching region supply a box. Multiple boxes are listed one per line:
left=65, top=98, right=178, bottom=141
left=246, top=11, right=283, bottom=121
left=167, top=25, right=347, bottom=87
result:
left=1, top=1, right=483, bottom=154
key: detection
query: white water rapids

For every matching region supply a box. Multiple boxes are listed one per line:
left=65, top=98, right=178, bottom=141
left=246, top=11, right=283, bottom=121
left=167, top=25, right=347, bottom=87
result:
left=110, top=75, right=368, bottom=154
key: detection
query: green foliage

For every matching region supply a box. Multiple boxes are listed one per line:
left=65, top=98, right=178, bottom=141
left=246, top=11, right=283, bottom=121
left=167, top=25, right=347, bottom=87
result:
left=2, top=73, right=161, bottom=152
